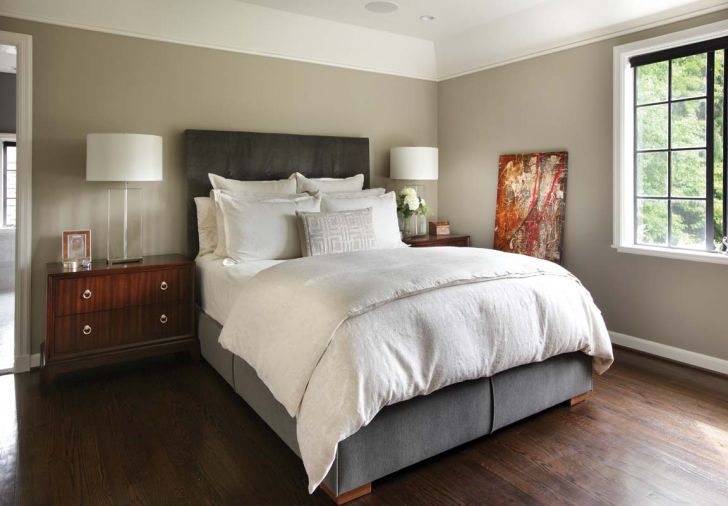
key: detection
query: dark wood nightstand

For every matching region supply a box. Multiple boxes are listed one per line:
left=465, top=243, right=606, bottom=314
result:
left=404, top=234, right=471, bottom=247
left=42, top=254, right=198, bottom=385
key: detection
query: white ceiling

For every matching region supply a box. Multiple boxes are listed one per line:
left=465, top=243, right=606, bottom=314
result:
left=0, top=45, right=16, bottom=74
left=241, top=0, right=551, bottom=41
left=1, top=0, right=726, bottom=80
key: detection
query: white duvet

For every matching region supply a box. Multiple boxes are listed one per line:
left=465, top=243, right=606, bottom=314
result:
left=218, top=247, right=613, bottom=492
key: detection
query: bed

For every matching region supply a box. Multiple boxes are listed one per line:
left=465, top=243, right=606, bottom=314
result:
left=186, top=130, right=613, bottom=504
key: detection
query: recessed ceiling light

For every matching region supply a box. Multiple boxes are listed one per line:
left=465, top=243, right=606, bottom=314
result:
left=365, top=1, right=399, bottom=14
left=419, top=15, right=436, bottom=22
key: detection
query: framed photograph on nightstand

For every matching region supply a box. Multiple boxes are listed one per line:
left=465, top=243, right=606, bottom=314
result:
left=62, top=229, right=91, bottom=269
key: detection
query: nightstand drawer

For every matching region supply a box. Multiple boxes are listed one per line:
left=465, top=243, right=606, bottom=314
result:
left=52, top=303, right=193, bottom=358
left=127, top=267, right=189, bottom=306
left=54, top=275, right=123, bottom=316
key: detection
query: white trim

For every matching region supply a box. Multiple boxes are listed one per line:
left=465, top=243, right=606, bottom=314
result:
left=610, top=331, right=728, bottom=376
left=1, top=1, right=725, bottom=82
left=30, top=352, right=40, bottom=368
left=614, top=244, right=728, bottom=265
left=438, top=4, right=728, bottom=81
left=0, top=30, right=32, bottom=374
left=0, top=1, right=437, bottom=82
left=613, top=19, right=728, bottom=263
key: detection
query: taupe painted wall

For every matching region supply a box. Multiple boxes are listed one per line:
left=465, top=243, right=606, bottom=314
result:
left=438, top=10, right=728, bottom=360
left=0, top=72, right=15, bottom=133
left=0, top=16, right=438, bottom=351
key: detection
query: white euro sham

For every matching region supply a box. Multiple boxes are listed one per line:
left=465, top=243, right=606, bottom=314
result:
left=293, top=172, right=364, bottom=193
left=321, top=191, right=405, bottom=249
left=209, top=173, right=297, bottom=194
left=219, top=194, right=321, bottom=261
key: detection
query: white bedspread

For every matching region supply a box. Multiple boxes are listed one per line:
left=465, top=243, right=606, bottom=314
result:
left=218, top=247, right=613, bottom=492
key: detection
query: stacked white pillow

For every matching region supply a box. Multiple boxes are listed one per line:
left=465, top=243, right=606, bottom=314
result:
left=322, top=191, right=406, bottom=249
left=219, top=193, right=321, bottom=261
left=196, top=173, right=400, bottom=260
left=293, top=172, right=364, bottom=194
left=209, top=173, right=297, bottom=194
left=194, top=196, right=217, bottom=257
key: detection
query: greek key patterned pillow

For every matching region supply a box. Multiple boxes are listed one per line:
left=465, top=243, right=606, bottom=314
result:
left=297, top=208, right=376, bottom=257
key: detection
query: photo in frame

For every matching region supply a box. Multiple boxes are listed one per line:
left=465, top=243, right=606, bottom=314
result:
left=62, top=229, right=92, bottom=268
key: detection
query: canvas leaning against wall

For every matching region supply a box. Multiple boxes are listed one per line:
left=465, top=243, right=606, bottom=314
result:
left=494, top=152, right=568, bottom=263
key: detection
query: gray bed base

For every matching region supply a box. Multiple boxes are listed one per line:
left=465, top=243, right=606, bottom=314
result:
left=198, top=309, right=593, bottom=497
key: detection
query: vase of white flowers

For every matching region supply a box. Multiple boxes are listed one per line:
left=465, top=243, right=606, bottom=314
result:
left=397, top=187, right=431, bottom=238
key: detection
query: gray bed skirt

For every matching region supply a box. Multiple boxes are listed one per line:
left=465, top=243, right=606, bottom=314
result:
left=198, top=309, right=593, bottom=496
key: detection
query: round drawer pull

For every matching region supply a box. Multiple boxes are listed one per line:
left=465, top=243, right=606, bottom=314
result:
left=160, top=314, right=168, bottom=324
left=160, top=281, right=168, bottom=291
left=82, top=325, right=92, bottom=335
left=82, top=289, right=92, bottom=300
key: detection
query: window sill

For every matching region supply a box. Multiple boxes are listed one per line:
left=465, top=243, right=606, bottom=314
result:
left=613, top=244, right=728, bottom=265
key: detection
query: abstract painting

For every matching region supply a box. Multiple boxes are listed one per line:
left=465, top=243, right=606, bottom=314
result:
left=494, top=152, right=568, bottom=263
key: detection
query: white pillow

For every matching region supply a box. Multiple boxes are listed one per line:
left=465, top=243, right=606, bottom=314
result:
left=321, top=191, right=406, bottom=250
left=219, top=194, right=322, bottom=261
left=210, top=190, right=309, bottom=258
left=209, top=173, right=297, bottom=194
left=323, top=188, right=386, bottom=198
left=293, top=172, right=364, bottom=193
left=194, top=197, right=217, bottom=257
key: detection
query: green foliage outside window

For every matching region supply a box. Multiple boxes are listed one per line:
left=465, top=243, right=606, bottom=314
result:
left=635, top=50, right=725, bottom=250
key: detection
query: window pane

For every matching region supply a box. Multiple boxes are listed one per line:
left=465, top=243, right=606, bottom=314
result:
left=636, top=61, right=668, bottom=104
left=671, top=149, right=706, bottom=197
left=671, top=54, right=707, bottom=100
left=5, top=200, right=15, bottom=227
left=715, top=49, right=725, bottom=248
left=636, top=199, right=668, bottom=246
left=6, top=146, right=15, bottom=164
left=637, top=104, right=668, bottom=149
left=671, top=99, right=706, bottom=148
left=670, top=199, right=706, bottom=249
left=636, top=151, right=668, bottom=196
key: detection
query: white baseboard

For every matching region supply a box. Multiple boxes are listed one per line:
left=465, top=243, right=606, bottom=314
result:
left=13, top=354, right=30, bottom=372
left=609, top=331, right=728, bottom=376
left=30, top=353, right=41, bottom=368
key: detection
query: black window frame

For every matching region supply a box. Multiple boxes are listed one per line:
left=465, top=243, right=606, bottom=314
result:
left=630, top=37, right=727, bottom=252
left=2, top=140, right=16, bottom=228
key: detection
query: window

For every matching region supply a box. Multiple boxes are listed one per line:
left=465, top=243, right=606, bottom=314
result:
left=2, top=141, right=16, bottom=228
left=614, top=21, right=728, bottom=264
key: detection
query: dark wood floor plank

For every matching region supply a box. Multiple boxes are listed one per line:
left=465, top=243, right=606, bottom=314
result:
left=0, top=348, right=726, bottom=505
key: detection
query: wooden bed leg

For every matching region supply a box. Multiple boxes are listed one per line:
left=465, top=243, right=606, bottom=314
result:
left=569, top=392, right=590, bottom=406
left=320, top=482, right=372, bottom=505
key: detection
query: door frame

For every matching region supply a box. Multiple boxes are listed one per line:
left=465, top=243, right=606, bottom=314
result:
left=0, top=30, right=32, bottom=373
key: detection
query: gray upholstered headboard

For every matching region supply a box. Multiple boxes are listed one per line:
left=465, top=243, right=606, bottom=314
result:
left=185, top=130, right=370, bottom=258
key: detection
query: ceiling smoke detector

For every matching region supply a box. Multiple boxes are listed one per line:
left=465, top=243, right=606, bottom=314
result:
left=419, top=14, right=436, bottom=22
left=364, top=1, right=399, bottom=14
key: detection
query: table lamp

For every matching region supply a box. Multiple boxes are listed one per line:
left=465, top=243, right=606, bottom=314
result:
left=390, top=146, right=439, bottom=183
left=86, top=133, right=163, bottom=264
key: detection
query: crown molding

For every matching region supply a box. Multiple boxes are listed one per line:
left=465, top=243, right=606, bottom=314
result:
left=0, top=0, right=438, bottom=81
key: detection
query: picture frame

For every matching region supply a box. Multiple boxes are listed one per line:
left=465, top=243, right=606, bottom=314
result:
left=62, top=229, right=92, bottom=269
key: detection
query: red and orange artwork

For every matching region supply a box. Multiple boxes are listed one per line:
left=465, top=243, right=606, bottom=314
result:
left=493, top=152, right=568, bottom=263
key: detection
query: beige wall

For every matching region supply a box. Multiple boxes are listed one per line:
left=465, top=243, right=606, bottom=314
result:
left=0, top=16, right=438, bottom=351
left=438, top=10, right=728, bottom=360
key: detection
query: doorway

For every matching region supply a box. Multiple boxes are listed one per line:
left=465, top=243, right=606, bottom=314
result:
left=0, top=45, right=16, bottom=374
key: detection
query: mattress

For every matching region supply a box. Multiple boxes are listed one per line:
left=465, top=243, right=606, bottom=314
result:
left=195, top=254, right=284, bottom=324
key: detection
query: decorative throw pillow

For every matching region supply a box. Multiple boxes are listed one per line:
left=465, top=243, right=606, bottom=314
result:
left=321, top=191, right=406, bottom=250
left=218, top=194, right=321, bottom=261
left=297, top=208, right=376, bottom=257
left=194, top=197, right=217, bottom=257
left=293, top=172, right=365, bottom=193
left=209, top=173, right=297, bottom=194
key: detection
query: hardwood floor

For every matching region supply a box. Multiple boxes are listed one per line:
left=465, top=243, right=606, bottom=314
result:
left=0, top=348, right=726, bottom=505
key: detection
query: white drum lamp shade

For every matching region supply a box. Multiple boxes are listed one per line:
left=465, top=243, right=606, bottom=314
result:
left=86, top=133, right=163, bottom=181
left=390, top=147, right=438, bottom=180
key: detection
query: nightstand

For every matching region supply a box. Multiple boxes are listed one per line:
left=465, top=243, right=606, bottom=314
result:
left=42, top=254, right=198, bottom=385
left=404, top=234, right=471, bottom=247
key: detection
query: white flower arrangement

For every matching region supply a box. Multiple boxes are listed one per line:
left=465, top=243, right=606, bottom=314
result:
left=396, top=187, right=431, bottom=219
